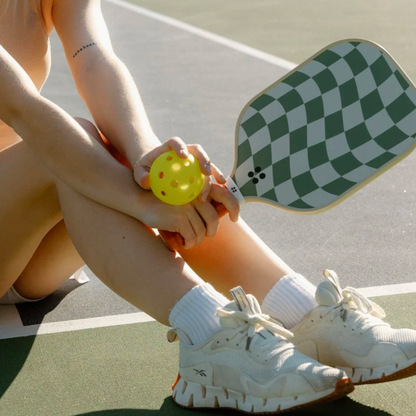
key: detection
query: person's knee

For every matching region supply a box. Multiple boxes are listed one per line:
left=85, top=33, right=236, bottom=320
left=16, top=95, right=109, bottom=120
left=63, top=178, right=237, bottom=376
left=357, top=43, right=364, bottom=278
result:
left=73, top=117, right=132, bottom=170
left=73, top=117, right=106, bottom=146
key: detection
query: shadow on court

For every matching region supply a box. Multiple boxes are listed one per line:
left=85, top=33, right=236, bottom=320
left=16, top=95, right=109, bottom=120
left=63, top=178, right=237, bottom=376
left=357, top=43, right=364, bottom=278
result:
left=0, top=335, right=35, bottom=400
left=78, top=396, right=393, bottom=416
left=16, top=278, right=82, bottom=325
left=0, top=282, right=81, bottom=400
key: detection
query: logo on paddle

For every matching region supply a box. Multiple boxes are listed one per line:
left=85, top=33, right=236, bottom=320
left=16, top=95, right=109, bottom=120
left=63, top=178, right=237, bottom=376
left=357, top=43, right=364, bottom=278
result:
left=248, top=166, right=266, bottom=184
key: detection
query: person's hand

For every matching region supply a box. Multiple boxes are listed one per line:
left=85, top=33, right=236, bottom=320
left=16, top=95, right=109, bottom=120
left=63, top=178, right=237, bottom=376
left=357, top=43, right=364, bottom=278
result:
left=134, top=137, right=240, bottom=248
left=138, top=187, right=239, bottom=249
left=133, top=136, right=225, bottom=202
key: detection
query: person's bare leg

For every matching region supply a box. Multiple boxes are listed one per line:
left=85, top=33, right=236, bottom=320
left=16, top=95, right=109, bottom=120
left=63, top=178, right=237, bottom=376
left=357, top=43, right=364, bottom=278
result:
left=179, top=216, right=295, bottom=301
left=55, top=179, right=202, bottom=324
left=0, top=138, right=64, bottom=297
left=0, top=122, right=203, bottom=323
left=13, top=219, right=85, bottom=299
left=0, top=118, right=292, bottom=315
left=59, top=119, right=292, bottom=306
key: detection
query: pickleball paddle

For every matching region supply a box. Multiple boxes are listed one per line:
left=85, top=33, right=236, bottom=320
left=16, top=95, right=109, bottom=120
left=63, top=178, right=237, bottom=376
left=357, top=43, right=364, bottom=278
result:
left=159, top=39, right=416, bottom=251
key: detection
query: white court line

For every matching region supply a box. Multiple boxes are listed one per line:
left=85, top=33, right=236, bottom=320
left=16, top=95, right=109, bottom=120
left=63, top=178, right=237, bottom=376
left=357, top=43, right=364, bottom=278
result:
left=359, top=282, right=416, bottom=298
left=0, top=305, right=24, bottom=335
left=0, top=311, right=154, bottom=340
left=104, top=0, right=297, bottom=71
left=1, top=282, right=416, bottom=340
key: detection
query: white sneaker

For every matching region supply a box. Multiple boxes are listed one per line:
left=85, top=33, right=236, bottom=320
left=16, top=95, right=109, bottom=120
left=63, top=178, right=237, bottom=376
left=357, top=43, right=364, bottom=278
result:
left=168, top=286, right=353, bottom=414
left=291, top=270, right=416, bottom=385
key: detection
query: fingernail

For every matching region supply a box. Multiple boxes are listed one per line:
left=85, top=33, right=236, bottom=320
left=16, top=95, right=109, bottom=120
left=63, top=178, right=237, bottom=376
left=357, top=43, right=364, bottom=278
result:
left=201, top=190, right=209, bottom=202
left=205, top=162, right=212, bottom=174
left=217, top=169, right=225, bottom=180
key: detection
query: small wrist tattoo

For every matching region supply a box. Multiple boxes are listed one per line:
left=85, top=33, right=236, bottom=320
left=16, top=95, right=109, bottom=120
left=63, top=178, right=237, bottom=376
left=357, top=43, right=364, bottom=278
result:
left=73, top=42, right=97, bottom=58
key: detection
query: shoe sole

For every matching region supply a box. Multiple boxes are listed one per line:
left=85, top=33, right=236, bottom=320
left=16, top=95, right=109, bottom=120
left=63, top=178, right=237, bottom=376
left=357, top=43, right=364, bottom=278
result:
left=338, top=357, right=416, bottom=385
left=171, top=375, right=354, bottom=414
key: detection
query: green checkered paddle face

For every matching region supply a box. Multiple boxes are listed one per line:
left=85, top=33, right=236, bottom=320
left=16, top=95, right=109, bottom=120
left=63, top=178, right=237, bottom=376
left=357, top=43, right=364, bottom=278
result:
left=230, top=39, right=416, bottom=213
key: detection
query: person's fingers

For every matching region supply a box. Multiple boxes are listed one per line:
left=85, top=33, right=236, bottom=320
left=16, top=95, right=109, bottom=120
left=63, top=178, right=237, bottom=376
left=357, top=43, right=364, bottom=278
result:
left=187, top=144, right=212, bottom=176
left=134, top=137, right=190, bottom=189
left=135, top=139, right=227, bottom=200
left=197, top=176, right=212, bottom=202
left=209, top=183, right=240, bottom=222
left=165, top=136, right=189, bottom=158
left=194, top=199, right=220, bottom=238
left=184, top=208, right=206, bottom=248
left=210, top=162, right=227, bottom=184
left=142, top=137, right=189, bottom=168
left=179, top=220, right=197, bottom=249
left=134, top=167, right=151, bottom=189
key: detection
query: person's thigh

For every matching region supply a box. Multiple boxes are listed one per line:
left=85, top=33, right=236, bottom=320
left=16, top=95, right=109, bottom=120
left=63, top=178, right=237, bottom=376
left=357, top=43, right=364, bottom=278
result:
left=0, top=118, right=109, bottom=299
left=12, top=218, right=85, bottom=299
left=0, top=138, right=62, bottom=296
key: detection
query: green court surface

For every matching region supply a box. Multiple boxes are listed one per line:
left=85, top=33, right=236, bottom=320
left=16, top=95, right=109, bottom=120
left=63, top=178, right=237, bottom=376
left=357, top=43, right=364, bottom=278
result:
left=2, top=1, right=416, bottom=415
left=126, top=0, right=416, bottom=81
left=1, top=293, right=415, bottom=416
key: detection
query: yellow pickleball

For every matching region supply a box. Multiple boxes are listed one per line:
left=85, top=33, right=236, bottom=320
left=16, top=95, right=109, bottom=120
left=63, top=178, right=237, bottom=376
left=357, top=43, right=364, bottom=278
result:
left=149, top=150, right=205, bottom=205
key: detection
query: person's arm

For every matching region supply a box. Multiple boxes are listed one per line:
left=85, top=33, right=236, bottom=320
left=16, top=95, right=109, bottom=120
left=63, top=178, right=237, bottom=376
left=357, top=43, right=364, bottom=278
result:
left=0, top=44, right=144, bottom=219
left=50, top=0, right=239, bottom=231
left=0, top=46, right=238, bottom=248
left=52, top=0, right=234, bottom=197
left=52, top=0, right=162, bottom=169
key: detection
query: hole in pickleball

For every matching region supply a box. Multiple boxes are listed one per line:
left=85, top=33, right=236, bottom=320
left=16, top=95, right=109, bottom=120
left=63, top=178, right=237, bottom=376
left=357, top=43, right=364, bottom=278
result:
left=189, top=177, right=195, bottom=184
left=166, top=156, right=173, bottom=161
left=248, top=171, right=254, bottom=178
left=172, top=163, right=180, bottom=171
left=253, top=178, right=259, bottom=184
left=260, top=173, right=266, bottom=179
left=189, top=193, right=196, bottom=199
left=159, top=172, right=164, bottom=179
left=184, top=160, right=190, bottom=167
left=161, top=191, right=166, bottom=196
left=171, top=180, right=179, bottom=188
left=255, top=166, right=261, bottom=173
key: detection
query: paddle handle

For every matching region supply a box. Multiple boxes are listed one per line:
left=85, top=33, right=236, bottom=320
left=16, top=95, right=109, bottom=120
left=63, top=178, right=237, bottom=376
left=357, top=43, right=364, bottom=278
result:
left=159, top=200, right=228, bottom=251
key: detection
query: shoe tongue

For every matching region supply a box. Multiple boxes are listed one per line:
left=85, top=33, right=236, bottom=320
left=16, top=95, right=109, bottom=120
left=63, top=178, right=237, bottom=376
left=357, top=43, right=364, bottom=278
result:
left=230, top=286, right=262, bottom=315
left=219, top=287, right=274, bottom=344
left=219, top=286, right=261, bottom=329
left=315, top=280, right=342, bottom=306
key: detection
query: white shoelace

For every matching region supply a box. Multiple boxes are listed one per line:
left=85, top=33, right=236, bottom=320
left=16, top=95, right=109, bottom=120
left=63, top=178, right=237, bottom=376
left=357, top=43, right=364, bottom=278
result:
left=217, top=308, right=294, bottom=359
left=322, top=270, right=389, bottom=333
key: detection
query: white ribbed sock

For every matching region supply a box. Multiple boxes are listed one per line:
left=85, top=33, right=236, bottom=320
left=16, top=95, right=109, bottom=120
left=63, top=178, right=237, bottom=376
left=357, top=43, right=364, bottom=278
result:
left=262, top=274, right=318, bottom=329
left=169, top=283, right=228, bottom=345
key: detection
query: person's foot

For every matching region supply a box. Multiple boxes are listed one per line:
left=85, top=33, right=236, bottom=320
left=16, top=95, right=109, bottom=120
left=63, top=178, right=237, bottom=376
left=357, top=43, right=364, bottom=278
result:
left=290, top=270, right=416, bottom=385
left=168, top=286, right=353, bottom=414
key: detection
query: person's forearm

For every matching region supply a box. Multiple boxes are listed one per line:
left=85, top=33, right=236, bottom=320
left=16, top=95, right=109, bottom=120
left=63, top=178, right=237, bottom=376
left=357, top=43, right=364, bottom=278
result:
left=73, top=53, right=160, bottom=167
left=0, top=44, right=148, bottom=219
left=10, top=95, right=147, bottom=219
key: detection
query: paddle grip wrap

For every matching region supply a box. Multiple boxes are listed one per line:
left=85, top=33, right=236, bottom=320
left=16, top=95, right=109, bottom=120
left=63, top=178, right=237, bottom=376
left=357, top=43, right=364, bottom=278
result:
left=159, top=200, right=228, bottom=251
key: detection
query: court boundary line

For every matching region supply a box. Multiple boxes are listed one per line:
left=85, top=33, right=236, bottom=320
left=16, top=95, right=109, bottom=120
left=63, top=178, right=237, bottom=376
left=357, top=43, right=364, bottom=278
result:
left=1, top=282, right=416, bottom=340
left=104, top=0, right=297, bottom=71
left=358, top=282, right=416, bottom=298
left=0, top=311, right=155, bottom=340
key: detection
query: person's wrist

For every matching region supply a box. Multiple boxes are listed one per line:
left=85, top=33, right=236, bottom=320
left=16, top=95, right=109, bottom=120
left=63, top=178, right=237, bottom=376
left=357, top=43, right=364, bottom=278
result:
left=133, top=188, right=158, bottom=227
left=129, top=187, right=148, bottom=223
left=126, top=134, right=160, bottom=169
